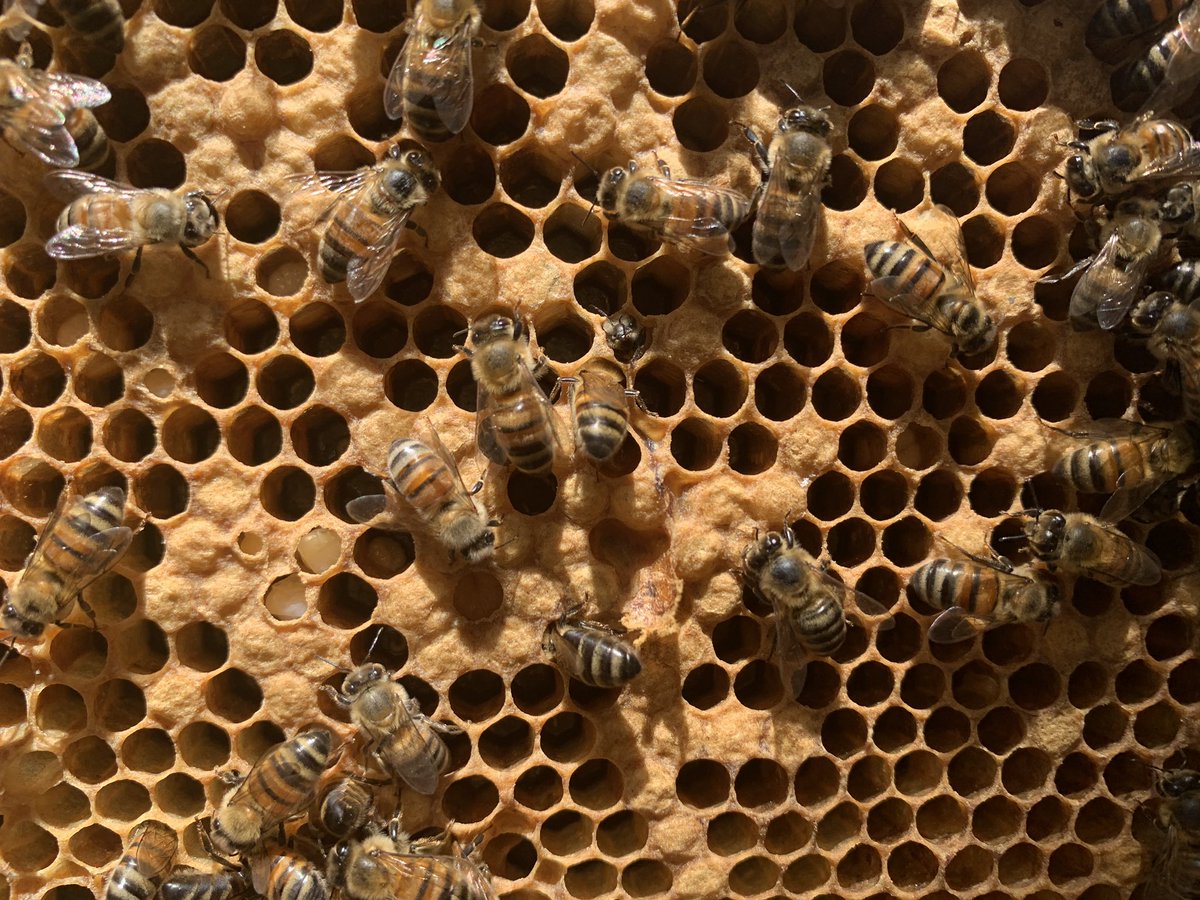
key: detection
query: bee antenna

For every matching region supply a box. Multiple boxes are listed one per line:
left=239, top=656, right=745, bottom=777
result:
left=316, top=656, right=347, bottom=672
left=776, top=80, right=803, bottom=104
left=993, top=533, right=1025, bottom=544
left=363, top=625, right=387, bottom=665
left=570, top=150, right=600, bottom=179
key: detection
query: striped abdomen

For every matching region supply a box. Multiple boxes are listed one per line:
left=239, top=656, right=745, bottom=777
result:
left=318, top=175, right=404, bottom=283
left=1156, top=259, right=1200, bottom=302
left=1087, top=0, right=1187, bottom=46
left=54, top=0, right=125, bottom=51
left=238, top=729, right=331, bottom=827
left=252, top=851, right=329, bottom=900
left=551, top=623, right=642, bottom=687
left=56, top=192, right=136, bottom=235
left=378, top=717, right=449, bottom=787
left=910, top=559, right=1007, bottom=618
left=865, top=240, right=946, bottom=300
left=1068, top=519, right=1162, bottom=586
left=1054, top=437, right=1154, bottom=493
left=787, top=590, right=847, bottom=656
left=389, top=856, right=481, bottom=900
left=316, top=777, right=374, bottom=839
left=402, top=49, right=462, bottom=143
left=1113, top=27, right=1189, bottom=106
left=66, top=107, right=110, bottom=171
left=105, top=821, right=177, bottom=900
left=388, top=438, right=464, bottom=522
left=572, top=368, right=629, bottom=462
left=490, top=387, right=556, bottom=473
left=159, top=869, right=250, bottom=900
left=658, top=181, right=750, bottom=232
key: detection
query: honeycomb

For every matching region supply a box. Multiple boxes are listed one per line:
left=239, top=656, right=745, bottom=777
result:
left=0, top=0, right=1196, bottom=896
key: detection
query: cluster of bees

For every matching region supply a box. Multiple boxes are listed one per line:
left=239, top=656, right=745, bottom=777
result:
left=1, top=0, right=1200, bottom=893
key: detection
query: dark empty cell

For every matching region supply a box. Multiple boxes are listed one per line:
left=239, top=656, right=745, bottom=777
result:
left=938, top=49, right=990, bottom=112
left=161, top=405, right=220, bottom=464
left=812, top=369, right=860, bottom=420
left=873, top=706, right=917, bottom=753
left=998, top=57, right=1048, bottom=110
left=195, top=352, right=248, bottom=409
left=204, top=668, right=261, bottom=722
left=187, top=24, right=245, bottom=81
left=673, top=96, right=727, bottom=152
left=542, top=710, right=594, bottom=761
left=511, top=662, right=564, bottom=715
left=963, top=110, right=1016, bottom=166
left=91, top=84, right=150, bottom=144
left=544, top=204, right=602, bottom=263
left=135, top=464, right=188, bottom=519
left=823, top=48, right=875, bottom=106
left=473, top=203, right=534, bottom=257
left=702, top=38, right=758, bottom=98
left=472, top=84, right=530, bottom=145
left=913, top=470, right=962, bottom=521
left=707, top=811, right=756, bottom=856
left=873, top=157, right=923, bottom=212
left=114, top=620, right=168, bottom=675
left=916, top=795, right=967, bottom=841
left=50, top=627, right=107, bottom=678
left=884, top=838, right=937, bottom=889
left=1115, top=659, right=1161, bottom=704
left=447, top=669, right=505, bottom=724
left=384, top=359, right=438, bottom=411
left=1149, top=520, right=1198, bottom=570
left=850, top=0, right=903, bottom=53
left=260, top=466, right=315, bottom=520
left=817, top=801, right=862, bottom=851
left=982, top=622, right=1033, bottom=669
left=827, top=517, right=875, bottom=566
left=1026, top=796, right=1071, bottom=842
left=219, top=0, right=275, bottom=27
left=1084, top=370, right=1132, bottom=420
left=97, top=297, right=153, bottom=352
left=876, top=611, right=923, bottom=664
left=94, top=678, right=146, bottom=732
left=0, top=515, right=34, bottom=569
left=1075, top=797, right=1123, bottom=845
left=570, top=758, right=624, bottom=810
left=811, top=258, right=865, bottom=314
left=840, top=313, right=889, bottom=367
left=11, top=352, right=65, bottom=407
left=4, top=243, right=55, bottom=299
left=893, top=750, right=942, bottom=797
left=722, top=309, right=776, bottom=363
left=156, top=0, right=213, bottom=26
left=929, top=162, right=979, bottom=216
left=645, top=38, right=696, bottom=96
left=226, top=406, right=281, bottom=465
left=352, top=300, right=407, bottom=359
left=692, top=360, right=746, bottom=417
left=507, top=34, right=569, bottom=97
left=676, top=758, right=730, bottom=807
left=514, top=766, right=561, bottom=811
left=0, top=298, right=31, bottom=352
left=255, top=247, right=308, bottom=297
left=284, top=0, right=340, bottom=30
left=1048, top=844, right=1094, bottom=886
left=733, top=0, right=786, bottom=42
left=824, top=153, right=869, bottom=210
left=442, top=775, right=499, bottom=824
left=495, top=149, right=557, bottom=209
left=670, top=418, right=721, bottom=471
left=348, top=624, right=408, bottom=670
left=865, top=364, right=913, bottom=419
left=838, top=421, right=886, bottom=471
left=629, top=253, right=687, bottom=308
left=948, top=746, right=997, bottom=797
left=290, top=303, right=345, bottom=357
left=314, top=134, right=376, bottom=174
left=609, top=221, right=661, bottom=263
left=682, top=663, right=728, bottom=710
left=1134, top=701, right=1180, bottom=747
left=733, top=658, right=783, bottom=709
left=846, top=661, right=893, bottom=707
left=316, top=572, right=376, bottom=630
left=986, top=162, right=1038, bottom=216
left=836, top=844, right=882, bottom=889
left=507, top=471, right=557, bottom=515
left=1011, top=215, right=1059, bottom=269
left=1009, top=662, right=1060, bottom=710
left=58, top=260, right=119, bottom=302
left=224, top=191, right=281, bottom=247
left=784, top=312, right=833, bottom=365
left=430, top=146, right=493, bottom=207
left=847, top=104, right=899, bottom=160
left=729, top=856, right=780, bottom=894
left=712, top=615, right=761, bottom=663
left=95, top=778, right=150, bottom=821
left=1030, top=370, right=1077, bottom=421
left=257, top=355, right=314, bottom=409
left=1005, top=320, right=1054, bottom=372
left=291, top=406, right=349, bottom=466
left=540, top=809, right=591, bottom=856
left=754, top=363, right=805, bottom=420
left=1069, top=661, right=1109, bottom=708
left=36, top=685, right=87, bottom=737
left=860, top=469, right=907, bottom=520
left=482, top=833, right=537, bottom=881
left=821, top=708, right=867, bottom=758
left=844, top=757, right=889, bottom=804
left=1170, top=659, right=1200, bottom=703
left=256, top=28, right=313, bottom=85
left=537, top=0, right=593, bottom=39
left=0, top=190, right=26, bottom=247
left=224, top=298, right=278, bottom=353
left=808, top=471, right=854, bottom=520
left=728, top=423, right=777, bottom=474
left=961, top=215, right=1004, bottom=272
left=947, top=415, right=993, bottom=466
left=382, top=255, right=433, bottom=307
left=573, top=261, right=626, bottom=315
left=975, top=370, right=1022, bottom=419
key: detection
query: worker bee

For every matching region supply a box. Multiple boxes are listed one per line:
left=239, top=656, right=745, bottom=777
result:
left=743, top=526, right=892, bottom=694
left=1020, top=508, right=1162, bottom=586
left=159, top=867, right=251, bottom=900
left=207, top=729, right=333, bottom=856
left=44, top=170, right=219, bottom=279
left=597, top=158, right=752, bottom=256
left=384, top=0, right=481, bottom=142
left=313, top=778, right=377, bottom=841
left=1052, top=420, right=1200, bottom=521
left=320, top=663, right=461, bottom=796
left=1087, top=0, right=1190, bottom=50
left=1143, top=767, right=1200, bottom=898
left=558, top=360, right=640, bottom=463
left=1156, top=258, right=1200, bottom=303
left=53, top=0, right=125, bottom=51
left=0, top=42, right=110, bottom=168
left=542, top=601, right=642, bottom=687
left=250, top=848, right=330, bottom=900
left=465, top=313, right=559, bottom=475
left=104, top=820, right=177, bottom=900
left=346, top=434, right=495, bottom=564
left=1113, top=1, right=1200, bottom=110
left=864, top=204, right=997, bottom=355
left=600, top=310, right=648, bottom=366
left=743, top=102, right=832, bottom=270
left=326, top=831, right=496, bottom=900
left=286, top=144, right=439, bottom=302
left=1, top=485, right=131, bottom=649
left=1064, top=116, right=1200, bottom=201
left=1133, top=476, right=1200, bottom=523
left=1130, top=291, right=1200, bottom=420
left=909, top=551, right=1061, bottom=643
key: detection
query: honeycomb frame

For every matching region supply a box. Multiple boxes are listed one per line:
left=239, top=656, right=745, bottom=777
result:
left=0, top=0, right=1195, bottom=897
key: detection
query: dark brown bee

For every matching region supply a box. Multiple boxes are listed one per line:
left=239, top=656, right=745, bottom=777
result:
left=104, top=820, right=177, bottom=900
left=326, top=831, right=496, bottom=900
left=1144, top=767, right=1200, bottom=897
left=560, top=361, right=638, bottom=462
left=1052, top=421, right=1200, bottom=521
left=1156, top=258, right=1200, bottom=303
left=601, top=311, right=648, bottom=366
left=1114, top=2, right=1200, bottom=109
left=1021, top=508, right=1162, bottom=586
left=159, top=867, right=252, bottom=900
left=1087, top=0, right=1190, bottom=50
left=1064, top=116, right=1200, bottom=201
left=1131, top=291, right=1200, bottom=421
left=208, top=729, right=333, bottom=856
left=250, top=848, right=330, bottom=900
left=285, top=145, right=439, bottom=302
left=314, top=777, right=376, bottom=841
left=909, top=552, right=1061, bottom=643
left=864, top=204, right=996, bottom=355
left=384, top=0, right=481, bottom=142
left=597, top=158, right=752, bottom=256
left=541, top=602, right=642, bottom=687
left=53, top=0, right=125, bottom=51
left=743, top=103, right=832, bottom=270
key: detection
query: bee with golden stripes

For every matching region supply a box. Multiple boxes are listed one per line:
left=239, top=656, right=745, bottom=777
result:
left=321, top=662, right=461, bottom=796
left=347, top=434, right=495, bottom=564
left=556, top=359, right=641, bottom=463
left=597, top=158, right=752, bottom=257
left=326, top=830, right=496, bottom=900
left=384, top=0, right=481, bottom=142
left=743, top=101, right=832, bottom=270
left=53, top=0, right=125, bottom=51
left=1020, top=508, right=1162, bottom=587
left=250, top=848, right=330, bottom=900
left=104, top=820, right=177, bottom=900
left=1113, top=2, right=1200, bottom=110
left=744, top=526, right=892, bottom=694
left=0, top=41, right=110, bottom=168
left=1131, top=290, right=1200, bottom=421
left=314, top=777, right=377, bottom=841
left=909, top=550, right=1061, bottom=644
left=285, top=144, right=439, bottom=302
left=207, top=729, right=333, bottom=856
left=1052, top=420, right=1200, bottom=521
left=1086, top=0, right=1190, bottom=50
left=44, top=170, right=219, bottom=279
left=1065, top=116, right=1200, bottom=201
left=1, top=485, right=131, bottom=651
left=1143, top=766, right=1200, bottom=898
left=542, top=601, right=642, bottom=688
left=466, top=313, right=560, bottom=475
left=159, top=867, right=251, bottom=900
left=864, top=204, right=996, bottom=356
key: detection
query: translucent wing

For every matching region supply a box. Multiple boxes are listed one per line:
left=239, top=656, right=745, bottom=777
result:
left=46, top=223, right=145, bottom=259
left=387, top=12, right=476, bottom=132
left=1080, top=520, right=1163, bottom=585
left=653, top=180, right=749, bottom=256
left=346, top=483, right=407, bottom=530
left=425, top=429, right=478, bottom=504
left=6, top=114, right=77, bottom=166
left=346, top=208, right=410, bottom=302
left=913, top=204, right=977, bottom=297
left=1091, top=233, right=1154, bottom=330
left=281, top=169, right=372, bottom=222
left=867, top=277, right=959, bottom=337
left=1098, top=466, right=1171, bottom=522
left=1147, top=6, right=1200, bottom=113
left=474, top=385, right=510, bottom=467
left=376, top=851, right=497, bottom=899
left=767, top=152, right=824, bottom=271
left=380, top=716, right=442, bottom=795
left=43, top=71, right=110, bottom=109
left=927, top=607, right=981, bottom=643
left=44, top=169, right=140, bottom=201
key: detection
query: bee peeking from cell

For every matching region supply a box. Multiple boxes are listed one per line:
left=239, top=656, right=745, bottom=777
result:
left=1130, top=290, right=1200, bottom=423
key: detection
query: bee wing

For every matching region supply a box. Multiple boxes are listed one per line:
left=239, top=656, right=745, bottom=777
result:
left=867, top=278, right=958, bottom=337
left=281, top=169, right=371, bottom=223
left=474, top=385, right=510, bottom=467
left=43, top=72, right=110, bottom=109
left=8, top=116, right=79, bottom=167
left=375, top=851, right=497, bottom=898
left=20, top=494, right=132, bottom=603
left=918, top=203, right=978, bottom=297
left=770, top=163, right=823, bottom=271
left=654, top=180, right=747, bottom=256
left=44, top=169, right=140, bottom=201
left=426, top=429, right=479, bottom=501
left=387, top=15, right=476, bottom=131
left=1147, top=13, right=1200, bottom=114
left=1098, top=468, right=1171, bottom=523
left=772, top=613, right=810, bottom=698
left=1084, top=520, right=1164, bottom=585
left=345, top=209, right=410, bottom=303
left=807, top=562, right=896, bottom=632
left=346, top=483, right=408, bottom=530
left=1092, top=236, right=1154, bottom=331
left=927, top=607, right=982, bottom=643
left=46, top=223, right=145, bottom=259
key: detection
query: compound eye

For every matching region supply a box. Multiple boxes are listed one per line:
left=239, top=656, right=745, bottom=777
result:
left=407, top=150, right=423, bottom=165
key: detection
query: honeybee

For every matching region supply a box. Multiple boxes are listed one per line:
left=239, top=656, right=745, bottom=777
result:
left=208, top=729, right=333, bottom=856
left=320, top=663, right=461, bottom=796
left=1020, top=508, right=1162, bottom=586
left=54, top=0, right=125, bottom=51
left=250, top=849, right=330, bottom=900
left=326, top=832, right=496, bottom=900
left=0, top=42, right=110, bottom=168
left=1087, top=0, right=1190, bottom=49
left=44, top=170, right=219, bottom=279
left=864, top=204, right=997, bottom=355
left=743, top=102, right=832, bottom=270
left=104, top=820, right=177, bottom=900
left=1131, top=290, right=1200, bottom=420
left=1114, top=1, right=1200, bottom=110
left=384, top=0, right=481, bottom=141
left=542, top=601, right=642, bottom=687
left=600, top=311, right=648, bottom=366
left=314, top=778, right=377, bottom=841
left=558, top=360, right=640, bottom=463
left=597, top=158, right=752, bottom=256
left=159, top=867, right=251, bottom=900
left=1064, top=116, right=1200, bottom=201
left=743, top=526, right=892, bottom=694
left=1156, top=258, right=1200, bottom=303
left=1144, top=767, right=1200, bottom=897
left=1052, top=420, right=1200, bottom=521
left=286, top=144, right=439, bottom=302
left=347, top=434, right=495, bottom=564
left=909, top=551, right=1061, bottom=643
left=1133, top=476, right=1200, bottom=523
left=465, top=313, right=559, bottom=474
left=1, top=485, right=131, bottom=647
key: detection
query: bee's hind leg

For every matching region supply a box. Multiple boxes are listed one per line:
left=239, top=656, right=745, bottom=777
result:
left=179, top=244, right=211, bottom=278
left=124, top=247, right=143, bottom=288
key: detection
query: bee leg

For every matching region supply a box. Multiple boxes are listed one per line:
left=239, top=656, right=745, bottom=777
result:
left=1076, top=118, right=1119, bottom=133
left=0, top=638, right=17, bottom=669
left=179, top=243, right=211, bottom=278
left=404, top=220, right=430, bottom=248
left=742, top=126, right=771, bottom=182
left=550, top=375, right=576, bottom=404
left=75, top=594, right=98, bottom=629
left=654, top=155, right=671, bottom=179
left=318, top=683, right=352, bottom=710
left=124, top=247, right=143, bottom=288
left=195, top=817, right=241, bottom=869
left=1039, top=255, right=1093, bottom=285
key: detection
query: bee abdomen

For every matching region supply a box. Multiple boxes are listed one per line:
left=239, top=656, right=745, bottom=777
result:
left=1055, top=440, right=1137, bottom=493
left=491, top=401, right=555, bottom=473
left=404, top=88, right=453, bottom=142
left=576, top=402, right=627, bottom=460
left=1113, top=30, right=1178, bottom=105
left=105, top=870, right=156, bottom=900
left=559, top=626, right=642, bottom=686
left=259, top=853, right=328, bottom=900
left=249, top=729, right=331, bottom=812
left=1087, top=0, right=1186, bottom=45
left=864, top=241, right=942, bottom=296
left=160, top=870, right=249, bottom=900
left=55, top=0, right=125, bottom=52
left=794, top=595, right=846, bottom=656
left=389, top=439, right=454, bottom=511
left=67, top=108, right=110, bottom=171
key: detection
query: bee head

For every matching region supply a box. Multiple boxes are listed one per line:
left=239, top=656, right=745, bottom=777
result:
left=404, top=147, right=441, bottom=193
left=957, top=313, right=996, bottom=356
left=1097, top=140, right=1138, bottom=182
left=182, top=192, right=219, bottom=246
left=1, top=594, right=43, bottom=639
left=1162, top=769, right=1200, bottom=798
left=1130, top=291, right=1174, bottom=334
left=597, top=167, right=628, bottom=216
left=1025, top=510, right=1065, bottom=557
left=780, top=105, right=832, bottom=137
left=341, top=662, right=387, bottom=697
left=1064, top=153, right=1100, bottom=200
left=743, top=528, right=792, bottom=574
left=471, top=314, right=517, bottom=346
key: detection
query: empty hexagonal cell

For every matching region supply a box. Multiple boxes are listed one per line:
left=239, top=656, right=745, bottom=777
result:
left=676, top=758, right=729, bottom=808
left=938, top=49, right=990, bottom=112
left=5, top=243, right=56, bottom=299
left=515, top=765, right=562, bottom=811
left=225, top=298, right=279, bottom=353
left=569, top=758, right=624, bottom=810
left=205, top=667, right=262, bottom=722
left=260, top=466, right=315, bottom=520
left=541, top=808, right=593, bottom=857
left=645, top=38, right=697, bottom=96
left=64, top=735, right=116, bottom=783
left=824, top=48, right=875, bottom=106
left=1, top=821, right=58, bottom=871
left=702, top=38, right=759, bottom=98
left=681, top=663, right=729, bottom=710
left=673, top=96, right=727, bottom=152
left=541, top=710, right=594, bottom=761
left=730, top=856, right=780, bottom=895
left=894, top=750, right=943, bottom=797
